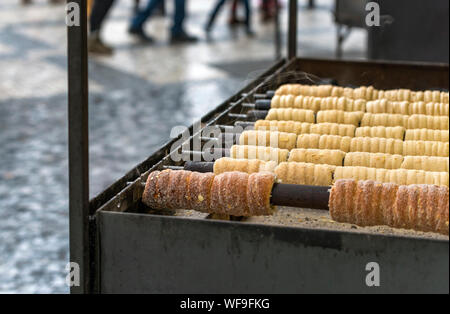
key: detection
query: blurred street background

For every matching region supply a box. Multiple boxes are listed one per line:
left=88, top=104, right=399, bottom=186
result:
left=0, top=0, right=365, bottom=293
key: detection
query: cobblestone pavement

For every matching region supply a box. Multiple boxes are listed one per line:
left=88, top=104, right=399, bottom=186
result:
left=0, top=0, right=365, bottom=293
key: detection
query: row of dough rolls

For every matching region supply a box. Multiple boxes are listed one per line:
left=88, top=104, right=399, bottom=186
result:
left=214, top=158, right=334, bottom=186
left=297, top=134, right=449, bottom=156
left=214, top=158, right=449, bottom=187
left=271, top=95, right=366, bottom=112
left=271, top=95, right=449, bottom=116
left=142, top=170, right=449, bottom=234
left=255, top=120, right=448, bottom=142
left=275, top=84, right=449, bottom=104
left=239, top=131, right=448, bottom=157
left=361, top=113, right=449, bottom=130
left=344, top=153, right=449, bottom=172
left=288, top=148, right=345, bottom=166
left=266, top=109, right=363, bottom=127
left=367, top=99, right=449, bottom=116
left=230, top=145, right=289, bottom=163
left=142, top=169, right=276, bottom=216
left=230, top=146, right=449, bottom=172
left=265, top=108, right=315, bottom=123
left=329, top=179, right=449, bottom=235
left=239, top=130, right=297, bottom=150
left=255, top=120, right=356, bottom=137
left=334, top=167, right=449, bottom=187
left=265, top=109, right=449, bottom=130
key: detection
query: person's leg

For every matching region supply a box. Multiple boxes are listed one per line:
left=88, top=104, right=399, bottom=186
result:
left=242, top=0, right=253, bottom=33
left=206, top=0, right=228, bottom=31
left=171, top=0, right=198, bottom=43
left=89, top=0, right=116, bottom=55
left=90, top=0, right=115, bottom=33
left=229, top=0, right=239, bottom=24
left=171, top=0, right=185, bottom=36
left=130, top=0, right=162, bottom=31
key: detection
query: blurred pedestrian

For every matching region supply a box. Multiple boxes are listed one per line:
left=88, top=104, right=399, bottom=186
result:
left=228, top=0, right=240, bottom=25
left=21, top=0, right=63, bottom=4
left=129, top=0, right=198, bottom=44
left=206, top=0, right=253, bottom=36
left=260, top=0, right=277, bottom=22
left=88, top=0, right=116, bottom=55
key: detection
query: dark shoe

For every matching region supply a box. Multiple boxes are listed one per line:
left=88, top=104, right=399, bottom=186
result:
left=128, top=27, right=154, bottom=42
left=88, top=33, right=114, bottom=56
left=170, top=31, right=198, bottom=44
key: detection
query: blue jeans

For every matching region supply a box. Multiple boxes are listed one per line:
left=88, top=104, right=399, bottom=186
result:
left=131, top=0, right=186, bottom=36
left=207, top=0, right=251, bottom=29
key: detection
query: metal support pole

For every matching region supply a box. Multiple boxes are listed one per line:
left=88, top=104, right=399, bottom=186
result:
left=288, top=0, right=298, bottom=59
left=274, top=0, right=281, bottom=60
left=67, top=0, right=90, bottom=294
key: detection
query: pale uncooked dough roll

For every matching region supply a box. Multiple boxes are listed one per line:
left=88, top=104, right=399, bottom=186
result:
left=310, top=123, right=356, bottom=137
left=239, top=130, right=297, bottom=150
left=254, top=120, right=311, bottom=135
left=385, top=169, right=449, bottom=187
left=296, top=134, right=352, bottom=152
left=316, top=110, right=364, bottom=126
left=275, top=84, right=374, bottom=100
left=366, top=99, right=409, bottom=115
left=318, top=135, right=352, bottom=152
left=334, top=167, right=449, bottom=187
left=274, top=162, right=335, bottom=186
left=334, top=166, right=389, bottom=183
left=407, top=115, right=449, bottom=130
left=355, top=126, right=405, bottom=140
left=265, top=108, right=315, bottom=123
left=275, top=84, right=449, bottom=104
left=405, top=129, right=449, bottom=142
left=409, top=102, right=449, bottom=116
left=271, top=95, right=322, bottom=111
left=275, top=84, right=334, bottom=97
left=403, top=140, right=449, bottom=157
left=318, top=97, right=366, bottom=112
left=329, top=180, right=449, bottom=235
left=288, top=148, right=345, bottom=166
left=361, top=113, right=409, bottom=128
left=296, top=134, right=320, bottom=149
left=271, top=95, right=366, bottom=112
left=350, top=137, right=404, bottom=155
left=377, top=89, right=449, bottom=103
left=344, top=152, right=404, bottom=169
left=230, top=145, right=289, bottom=163
left=213, top=157, right=277, bottom=174
left=401, top=156, right=449, bottom=172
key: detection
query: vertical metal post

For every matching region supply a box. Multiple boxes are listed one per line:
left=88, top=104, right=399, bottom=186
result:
left=288, top=0, right=298, bottom=59
left=274, top=0, right=281, bottom=60
left=67, top=0, right=90, bottom=294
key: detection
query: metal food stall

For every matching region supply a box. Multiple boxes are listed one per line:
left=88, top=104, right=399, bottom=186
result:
left=67, top=0, right=449, bottom=294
